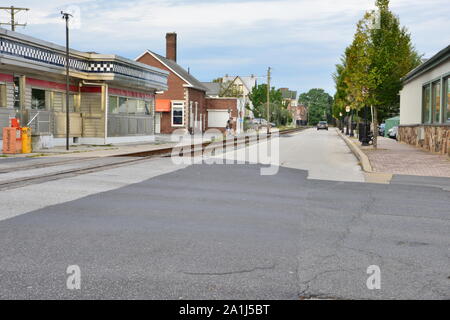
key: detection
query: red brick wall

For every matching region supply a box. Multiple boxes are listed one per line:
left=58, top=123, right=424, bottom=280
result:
left=137, top=52, right=209, bottom=134
left=187, top=88, right=207, bottom=132
left=137, top=52, right=187, bottom=134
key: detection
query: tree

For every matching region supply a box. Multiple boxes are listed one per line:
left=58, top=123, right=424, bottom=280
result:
left=333, top=0, right=421, bottom=148
left=298, top=88, right=333, bottom=125
left=248, top=84, right=291, bottom=126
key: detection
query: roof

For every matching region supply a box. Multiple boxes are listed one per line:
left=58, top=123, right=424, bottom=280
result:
left=280, top=88, right=297, bottom=100
left=402, top=45, right=450, bottom=84
left=139, top=50, right=207, bottom=92
left=386, top=116, right=400, bottom=121
left=201, top=82, right=222, bottom=96
left=0, top=27, right=169, bottom=91
left=222, top=75, right=257, bottom=92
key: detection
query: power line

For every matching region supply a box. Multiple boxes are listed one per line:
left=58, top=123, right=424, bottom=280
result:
left=0, top=6, right=29, bottom=31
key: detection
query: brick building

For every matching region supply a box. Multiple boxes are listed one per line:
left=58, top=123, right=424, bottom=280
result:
left=137, top=33, right=243, bottom=134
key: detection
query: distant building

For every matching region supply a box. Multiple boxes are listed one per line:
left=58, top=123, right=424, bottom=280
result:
left=219, top=75, right=258, bottom=118
left=279, top=88, right=307, bottom=126
left=399, top=45, right=450, bottom=156
left=136, top=33, right=240, bottom=134
left=201, top=82, right=222, bottom=98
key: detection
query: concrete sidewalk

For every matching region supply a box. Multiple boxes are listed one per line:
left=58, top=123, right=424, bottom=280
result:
left=356, top=136, right=450, bottom=178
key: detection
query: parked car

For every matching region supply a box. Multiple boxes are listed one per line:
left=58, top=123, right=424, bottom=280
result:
left=317, top=121, right=328, bottom=130
left=388, top=126, right=398, bottom=140
left=378, top=123, right=386, bottom=137
left=251, top=118, right=276, bottom=129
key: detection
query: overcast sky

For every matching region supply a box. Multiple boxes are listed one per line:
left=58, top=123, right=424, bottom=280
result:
left=2, top=0, right=449, bottom=96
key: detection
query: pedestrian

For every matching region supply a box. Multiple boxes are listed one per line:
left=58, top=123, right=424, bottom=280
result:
left=226, top=117, right=233, bottom=136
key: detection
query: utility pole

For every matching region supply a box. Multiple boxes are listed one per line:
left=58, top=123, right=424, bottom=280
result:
left=61, top=11, right=72, bottom=151
left=266, top=67, right=271, bottom=134
left=0, top=6, right=29, bottom=31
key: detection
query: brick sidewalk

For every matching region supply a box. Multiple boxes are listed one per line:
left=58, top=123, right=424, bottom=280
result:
left=357, top=137, right=450, bottom=177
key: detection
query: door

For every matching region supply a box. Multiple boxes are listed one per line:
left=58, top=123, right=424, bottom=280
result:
left=155, top=112, right=161, bottom=134
left=208, top=110, right=229, bottom=128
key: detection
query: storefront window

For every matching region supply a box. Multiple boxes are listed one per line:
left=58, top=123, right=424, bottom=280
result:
left=13, top=76, right=20, bottom=110
left=31, top=88, right=46, bottom=110
left=118, top=97, right=127, bottom=113
left=422, top=85, right=431, bottom=124
left=137, top=100, right=146, bottom=114
left=109, top=96, right=119, bottom=114
left=446, top=77, right=450, bottom=123
left=432, top=81, right=441, bottom=123
left=127, top=99, right=138, bottom=114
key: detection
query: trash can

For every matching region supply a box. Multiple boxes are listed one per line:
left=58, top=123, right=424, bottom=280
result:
left=21, top=127, right=32, bottom=154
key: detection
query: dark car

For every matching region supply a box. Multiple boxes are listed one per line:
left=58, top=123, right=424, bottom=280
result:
left=317, top=121, right=328, bottom=130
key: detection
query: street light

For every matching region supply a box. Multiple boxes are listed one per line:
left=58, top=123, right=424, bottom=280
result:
left=61, top=11, right=72, bottom=151
left=345, top=106, right=350, bottom=135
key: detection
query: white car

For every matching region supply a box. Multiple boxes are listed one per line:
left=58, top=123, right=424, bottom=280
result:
left=388, top=126, right=398, bottom=140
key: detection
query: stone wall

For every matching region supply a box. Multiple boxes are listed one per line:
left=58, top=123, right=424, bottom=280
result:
left=398, top=125, right=450, bottom=157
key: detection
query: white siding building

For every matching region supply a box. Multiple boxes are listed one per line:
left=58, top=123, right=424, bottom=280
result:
left=399, top=45, right=450, bottom=156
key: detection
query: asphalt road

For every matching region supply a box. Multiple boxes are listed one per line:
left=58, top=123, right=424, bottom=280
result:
left=0, top=130, right=448, bottom=299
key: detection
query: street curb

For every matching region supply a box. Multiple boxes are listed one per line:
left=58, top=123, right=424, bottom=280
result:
left=336, top=128, right=373, bottom=173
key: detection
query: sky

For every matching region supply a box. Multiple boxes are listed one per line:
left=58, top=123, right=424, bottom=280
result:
left=1, top=0, right=449, bottom=96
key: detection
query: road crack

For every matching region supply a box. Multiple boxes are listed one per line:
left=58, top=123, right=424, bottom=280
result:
left=181, top=263, right=276, bottom=276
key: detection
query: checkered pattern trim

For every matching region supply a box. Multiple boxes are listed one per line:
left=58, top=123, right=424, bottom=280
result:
left=0, top=37, right=166, bottom=85
left=0, top=37, right=89, bottom=71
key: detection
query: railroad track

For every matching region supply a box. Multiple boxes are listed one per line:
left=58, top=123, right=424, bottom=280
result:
left=0, top=127, right=306, bottom=191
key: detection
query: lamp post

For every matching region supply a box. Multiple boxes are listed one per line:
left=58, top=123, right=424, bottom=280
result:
left=361, top=105, right=371, bottom=146
left=61, top=11, right=72, bottom=151
left=345, top=106, right=350, bottom=135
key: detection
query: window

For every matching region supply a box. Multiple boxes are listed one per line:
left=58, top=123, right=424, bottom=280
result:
left=109, top=96, right=152, bottom=115
left=446, top=77, right=450, bottom=123
left=127, top=99, right=138, bottom=114
left=422, top=85, right=431, bottom=124
left=13, top=76, right=20, bottom=110
left=172, top=102, right=184, bottom=126
left=432, top=81, right=441, bottom=123
left=0, top=84, right=6, bottom=107
left=31, top=89, right=46, bottom=110
left=136, top=100, right=147, bottom=114
left=108, top=96, right=118, bottom=114
left=118, top=97, right=127, bottom=113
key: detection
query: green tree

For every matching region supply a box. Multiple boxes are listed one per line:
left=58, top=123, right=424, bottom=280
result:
left=333, top=0, right=421, bottom=147
left=248, top=84, right=292, bottom=126
left=298, top=88, right=333, bottom=125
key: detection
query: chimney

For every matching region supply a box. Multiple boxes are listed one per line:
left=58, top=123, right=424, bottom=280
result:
left=166, top=32, right=177, bottom=62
